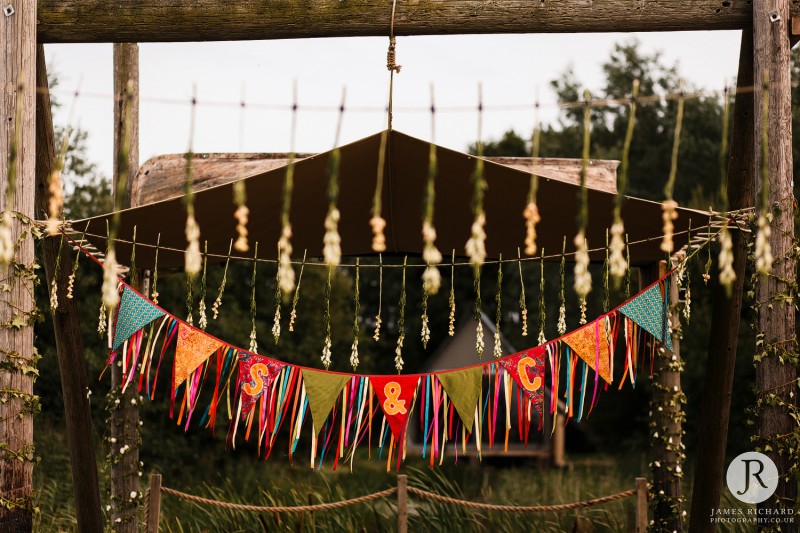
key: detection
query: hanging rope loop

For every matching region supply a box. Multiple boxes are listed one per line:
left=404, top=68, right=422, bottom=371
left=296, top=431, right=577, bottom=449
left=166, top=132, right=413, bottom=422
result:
left=387, top=36, right=401, bottom=73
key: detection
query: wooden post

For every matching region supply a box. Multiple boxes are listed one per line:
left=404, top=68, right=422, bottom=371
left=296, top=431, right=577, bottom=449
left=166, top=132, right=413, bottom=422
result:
left=753, top=0, right=797, bottom=519
left=397, top=474, right=408, bottom=533
left=34, top=45, right=104, bottom=533
left=145, top=473, right=162, bottom=533
left=635, top=477, right=648, bottom=533
left=689, top=30, right=755, bottom=533
left=109, top=42, right=141, bottom=533
left=645, top=263, right=684, bottom=532
left=552, top=412, right=565, bottom=468
left=0, top=0, right=37, bottom=530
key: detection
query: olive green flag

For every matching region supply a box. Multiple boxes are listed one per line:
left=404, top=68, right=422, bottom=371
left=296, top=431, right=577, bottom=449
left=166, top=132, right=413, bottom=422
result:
left=436, top=366, right=483, bottom=433
left=301, top=369, right=351, bottom=432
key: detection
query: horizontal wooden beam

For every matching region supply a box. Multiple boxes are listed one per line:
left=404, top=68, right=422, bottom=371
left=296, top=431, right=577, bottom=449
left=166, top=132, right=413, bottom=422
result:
left=37, top=1, right=789, bottom=44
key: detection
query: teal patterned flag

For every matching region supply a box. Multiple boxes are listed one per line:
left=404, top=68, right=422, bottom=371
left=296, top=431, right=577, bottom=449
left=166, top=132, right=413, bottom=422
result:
left=619, top=282, right=673, bottom=352
left=112, top=286, right=165, bottom=352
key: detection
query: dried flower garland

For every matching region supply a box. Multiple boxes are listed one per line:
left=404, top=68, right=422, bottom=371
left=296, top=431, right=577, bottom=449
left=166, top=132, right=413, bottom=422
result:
left=537, top=249, right=546, bottom=345
left=374, top=254, right=383, bottom=341
left=0, top=86, right=21, bottom=265
left=717, top=85, right=736, bottom=291
left=322, top=265, right=333, bottom=369
left=610, top=80, right=639, bottom=284
left=466, top=85, right=487, bottom=269
left=198, top=241, right=208, bottom=330
left=185, top=271, right=195, bottom=326
left=350, top=259, right=361, bottom=369
left=278, top=91, right=299, bottom=298
left=233, top=181, right=249, bottom=253
left=524, top=100, right=542, bottom=256
left=518, top=248, right=528, bottom=337
left=558, top=237, right=567, bottom=335
left=211, top=240, right=232, bottom=319
left=323, top=91, right=347, bottom=267
left=50, top=234, right=64, bottom=310
left=421, top=273, right=431, bottom=349
left=754, top=78, right=772, bottom=275
left=289, top=250, right=307, bottom=332
left=573, top=90, right=592, bottom=300
left=661, top=82, right=685, bottom=254
left=395, top=257, right=407, bottom=373
left=249, top=243, right=259, bottom=353
left=603, top=229, right=610, bottom=313
left=184, top=93, right=202, bottom=276
left=493, top=258, right=503, bottom=358
left=272, top=246, right=282, bottom=345
left=422, top=88, right=443, bottom=294
left=448, top=251, right=456, bottom=337
left=370, top=130, right=389, bottom=253
left=67, top=233, right=81, bottom=300
left=474, top=266, right=484, bottom=358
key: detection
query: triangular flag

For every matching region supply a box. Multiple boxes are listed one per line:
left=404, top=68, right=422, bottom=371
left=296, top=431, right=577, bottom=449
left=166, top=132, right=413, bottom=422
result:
left=436, top=367, right=483, bottom=433
left=563, top=319, right=612, bottom=384
left=237, top=352, right=285, bottom=416
left=371, top=375, right=420, bottom=441
left=499, top=347, right=546, bottom=418
left=619, top=282, right=673, bottom=352
left=173, top=323, right=223, bottom=390
left=112, top=286, right=165, bottom=352
left=301, top=369, right=350, bottom=432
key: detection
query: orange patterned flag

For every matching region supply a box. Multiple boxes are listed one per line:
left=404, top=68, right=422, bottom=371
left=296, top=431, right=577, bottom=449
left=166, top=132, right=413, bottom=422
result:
left=173, top=322, right=224, bottom=390
left=563, top=319, right=612, bottom=384
left=370, top=375, right=420, bottom=441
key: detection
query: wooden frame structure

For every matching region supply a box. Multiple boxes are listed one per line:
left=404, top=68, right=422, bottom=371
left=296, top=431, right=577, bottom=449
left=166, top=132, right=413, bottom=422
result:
left=1, top=2, right=796, bottom=532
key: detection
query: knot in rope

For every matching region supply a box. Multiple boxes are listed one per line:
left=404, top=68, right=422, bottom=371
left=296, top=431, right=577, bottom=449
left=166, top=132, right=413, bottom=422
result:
left=387, top=37, right=402, bottom=73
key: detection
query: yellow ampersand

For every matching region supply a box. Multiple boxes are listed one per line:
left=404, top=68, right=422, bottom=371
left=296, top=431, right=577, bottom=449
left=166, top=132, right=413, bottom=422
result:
left=382, top=382, right=407, bottom=415
left=242, top=362, right=268, bottom=397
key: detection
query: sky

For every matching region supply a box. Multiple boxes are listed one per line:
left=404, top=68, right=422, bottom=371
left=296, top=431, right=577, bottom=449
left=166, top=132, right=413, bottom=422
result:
left=44, top=31, right=744, bottom=180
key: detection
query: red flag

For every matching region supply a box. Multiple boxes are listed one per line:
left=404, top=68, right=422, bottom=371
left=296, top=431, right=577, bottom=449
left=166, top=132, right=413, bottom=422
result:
left=370, top=375, right=419, bottom=441
left=236, top=352, right=285, bottom=416
left=499, top=347, right=546, bottom=418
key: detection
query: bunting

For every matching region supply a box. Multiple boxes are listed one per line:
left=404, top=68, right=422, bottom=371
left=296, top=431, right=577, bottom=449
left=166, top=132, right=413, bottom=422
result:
left=436, top=367, right=483, bottom=433
left=113, top=286, right=165, bottom=352
left=174, top=323, right=224, bottom=390
left=302, top=369, right=350, bottom=433
left=619, top=281, right=673, bottom=352
left=237, top=352, right=285, bottom=416
left=498, top=348, right=546, bottom=418
left=371, top=375, right=419, bottom=441
left=563, top=319, right=612, bottom=384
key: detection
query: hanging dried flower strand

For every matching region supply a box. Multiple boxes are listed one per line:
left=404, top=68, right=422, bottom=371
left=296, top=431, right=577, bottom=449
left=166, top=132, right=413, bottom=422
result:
left=466, top=84, right=487, bottom=270
left=421, top=270, right=431, bottom=349
left=717, top=85, right=736, bottom=291
left=322, top=265, right=333, bottom=368
left=558, top=237, right=567, bottom=335
left=448, top=250, right=456, bottom=336
left=370, top=131, right=389, bottom=253
left=374, top=254, right=383, bottom=341
left=211, top=239, right=232, bottom=319
left=421, top=85, right=443, bottom=294
left=323, top=89, right=347, bottom=267
left=474, top=266, right=484, bottom=358
left=50, top=234, right=65, bottom=310
left=184, top=88, right=202, bottom=276
left=278, top=84, right=299, bottom=298
left=395, top=257, right=407, bottom=373
left=249, top=243, right=259, bottom=353
left=198, top=241, right=208, bottom=330
left=661, top=81, right=685, bottom=254
left=573, top=90, right=593, bottom=299
left=272, top=245, right=282, bottom=345
left=524, top=98, right=542, bottom=256
left=47, top=86, right=81, bottom=235
left=493, top=257, right=503, bottom=358
left=234, top=88, right=250, bottom=253
left=610, top=80, right=639, bottom=284
left=755, top=77, right=772, bottom=275
left=350, top=259, right=361, bottom=369
left=517, top=248, right=528, bottom=336
left=289, top=250, right=306, bottom=332
left=538, top=249, right=546, bottom=345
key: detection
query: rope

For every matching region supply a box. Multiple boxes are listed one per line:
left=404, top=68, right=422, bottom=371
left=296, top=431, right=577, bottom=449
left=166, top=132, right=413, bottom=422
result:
left=160, top=485, right=397, bottom=513
left=159, top=483, right=639, bottom=515
left=386, top=0, right=401, bottom=129
left=406, top=486, right=637, bottom=513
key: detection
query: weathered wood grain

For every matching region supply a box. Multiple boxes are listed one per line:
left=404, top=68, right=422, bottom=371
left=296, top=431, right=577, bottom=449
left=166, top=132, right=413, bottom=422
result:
left=131, top=152, right=618, bottom=208
left=0, top=0, right=36, bottom=530
left=35, top=45, right=105, bottom=533
left=753, top=0, right=797, bottom=519
left=36, top=1, right=800, bottom=44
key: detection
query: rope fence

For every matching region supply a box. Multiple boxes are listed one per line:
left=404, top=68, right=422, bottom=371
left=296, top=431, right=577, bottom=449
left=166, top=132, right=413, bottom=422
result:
left=144, top=473, right=650, bottom=533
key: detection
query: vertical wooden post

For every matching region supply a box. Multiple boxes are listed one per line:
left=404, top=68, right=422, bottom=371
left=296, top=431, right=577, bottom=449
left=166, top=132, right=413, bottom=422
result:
left=145, top=473, right=162, bottom=533
left=110, top=42, right=141, bottom=533
left=689, top=30, right=755, bottom=533
left=635, top=477, right=648, bottom=533
left=753, top=0, right=797, bottom=520
left=0, top=0, right=36, bottom=530
left=397, top=474, right=408, bottom=533
left=34, top=45, right=104, bottom=533
left=552, top=411, right=565, bottom=468
left=645, top=263, right=684, bottom=532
